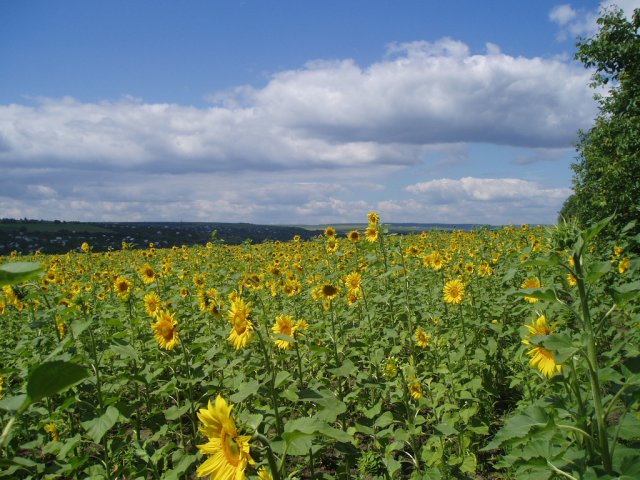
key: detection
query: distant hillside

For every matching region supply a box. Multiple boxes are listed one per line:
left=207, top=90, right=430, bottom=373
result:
left=0, top=219, right=496, bottom=256
left=0, top=220, right=322, bottom=255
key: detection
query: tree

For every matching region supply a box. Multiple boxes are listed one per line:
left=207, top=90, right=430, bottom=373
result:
left=560, top=7, right=640, bottom=236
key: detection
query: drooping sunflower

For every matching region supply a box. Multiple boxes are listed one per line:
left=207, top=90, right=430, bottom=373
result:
left=408, top=378, right=423, bottom=400
left=520, top=277, right=541, bottom=303
left=196, top=395, right=255, bottom=480
left=619, top=258, right=630, bottom=274
left=152, top=310, right=180, bottom=350
left=522, top=314, right=561, bottom=378
left=443, top=278, right=465, bottom=304
left=415, top=327, right=431, bottom=348
left=227, top=298, right=253, bottom=350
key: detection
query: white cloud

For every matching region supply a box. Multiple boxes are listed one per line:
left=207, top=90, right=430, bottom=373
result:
left=550, top=1, right=640, bottom=39
left=550, top=4, right=577, bottom=25
left=1, top=38, right=594, bottom=174
left=0, top=38, right=592, bottom=224
left=404, top=177, right=571, bottom=224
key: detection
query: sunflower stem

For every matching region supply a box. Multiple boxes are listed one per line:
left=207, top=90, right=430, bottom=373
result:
left=253, top=433, right=282, bottom=480
left=574, top=251, right=612, bottom=474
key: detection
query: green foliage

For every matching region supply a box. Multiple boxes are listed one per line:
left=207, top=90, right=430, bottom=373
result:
left=0, top=262, right=41, bottom=287
left=564, top=7, right=640, bottom=239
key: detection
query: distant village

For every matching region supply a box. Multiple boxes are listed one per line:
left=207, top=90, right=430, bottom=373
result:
left=0, top=219, right=321, bottom=256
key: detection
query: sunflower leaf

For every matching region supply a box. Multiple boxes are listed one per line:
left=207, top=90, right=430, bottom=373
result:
left=26, top=361, right=88, bottom=404
left=0, top=262, right=42, bottom=286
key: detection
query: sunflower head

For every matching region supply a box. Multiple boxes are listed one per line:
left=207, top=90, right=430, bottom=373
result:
left=443, top=278, right=465, bottom=304
left=415, top=327, right=431, bottom=348
left=152, top=310, right=179, bottom=350
left=197, top=395, right=255, bottom=479
left=365, top=224, right=379, bottom=243
left=324, top=226, right=337, bottom=238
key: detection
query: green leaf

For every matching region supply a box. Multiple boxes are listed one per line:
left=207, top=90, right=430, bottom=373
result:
left=329, top=358, right=356, bottom=377
left=580, top=215, right=613, bottom=248
left=229, top=380, right=261, bottom=403
left=274, top=370, right=290, bottom=388
left=281, top=430, right=314, bottom=456
left=374, top=411, right=394, bottom=429
left=109, top=343, right=140, bottom=363
left=26, top=361, right=88, bottom=403
left=0, top=394, right=28, bottom=412
left=433, top=422, right=458, bottom=436
left=163, top=453, right=198, bottom=480
left=82, top=405, right=120, bottom=443
left=542, top=333, right=578, bottom=364
left=609, top=281, right=640, bottom=306
left=514, top=287, right=558, bottom=303
left=483, top=405, right=549, bottom=450
left=0, top=262, right=42, bottom=286
left=585, top=260, right=611, bottom=283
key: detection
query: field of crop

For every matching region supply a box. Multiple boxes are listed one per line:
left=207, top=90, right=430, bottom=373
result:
left=1, top=214, right=638, bottom=479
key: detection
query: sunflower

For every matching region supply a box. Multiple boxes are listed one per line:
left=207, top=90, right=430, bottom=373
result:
left=520, top=277, right=541, bottom=303
left=383, top=359, right=398, bottom=379
left=228, top=298, right=253, bottom=349
left=367, top=211, right=380, bottom=225
left=567, top=273, right=577, bottom=287
left=431, top=252, right=444, bottom=271
left=522, top=315, right=561, bottom=378
left=443, top=278, right=465, bottom=304
left=81, top=242, right=90, bottom=253
left=344, top=272, right=362, bottom=292
left=347, top=230, right=360, bottom=243
left=196, top=395, right=255, bottom=479
left=408, top=378, right=423, bottom=400
left=152, top=310, right=180, bottom=350
left=44, top=423, right=59, bottom=441
left=257, top=467, right=273, bottom=480
left=318, top=283, right=339, bottom=301
left=138, top=264, right=156, bottom=284
left=415, top=327, right=431, bottom=348
left=365, top=224, right=379, bottom=243
left=324, top=226, right=336, bottom=238
left=272, top=315, right=295, bottom=349
left=114, top=276, right=132, bottom=299
left=619, top=258, right=630, bottom=274
left=144, top=291, right=162, bottom=318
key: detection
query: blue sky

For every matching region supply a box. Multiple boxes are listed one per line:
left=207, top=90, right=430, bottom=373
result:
left=1, top=0, right=638, bottom=225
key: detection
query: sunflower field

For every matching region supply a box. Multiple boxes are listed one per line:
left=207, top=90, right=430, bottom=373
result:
left=1, top=214, right=639, bottom=479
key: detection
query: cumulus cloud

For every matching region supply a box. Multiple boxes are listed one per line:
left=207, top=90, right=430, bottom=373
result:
left=550, top=1, right=640, bottom=39
left=403, top=177, right=571, bottom=224
left=0, top=38, right=593, bottom=223
left=1, top=38, right=594, bottom=173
